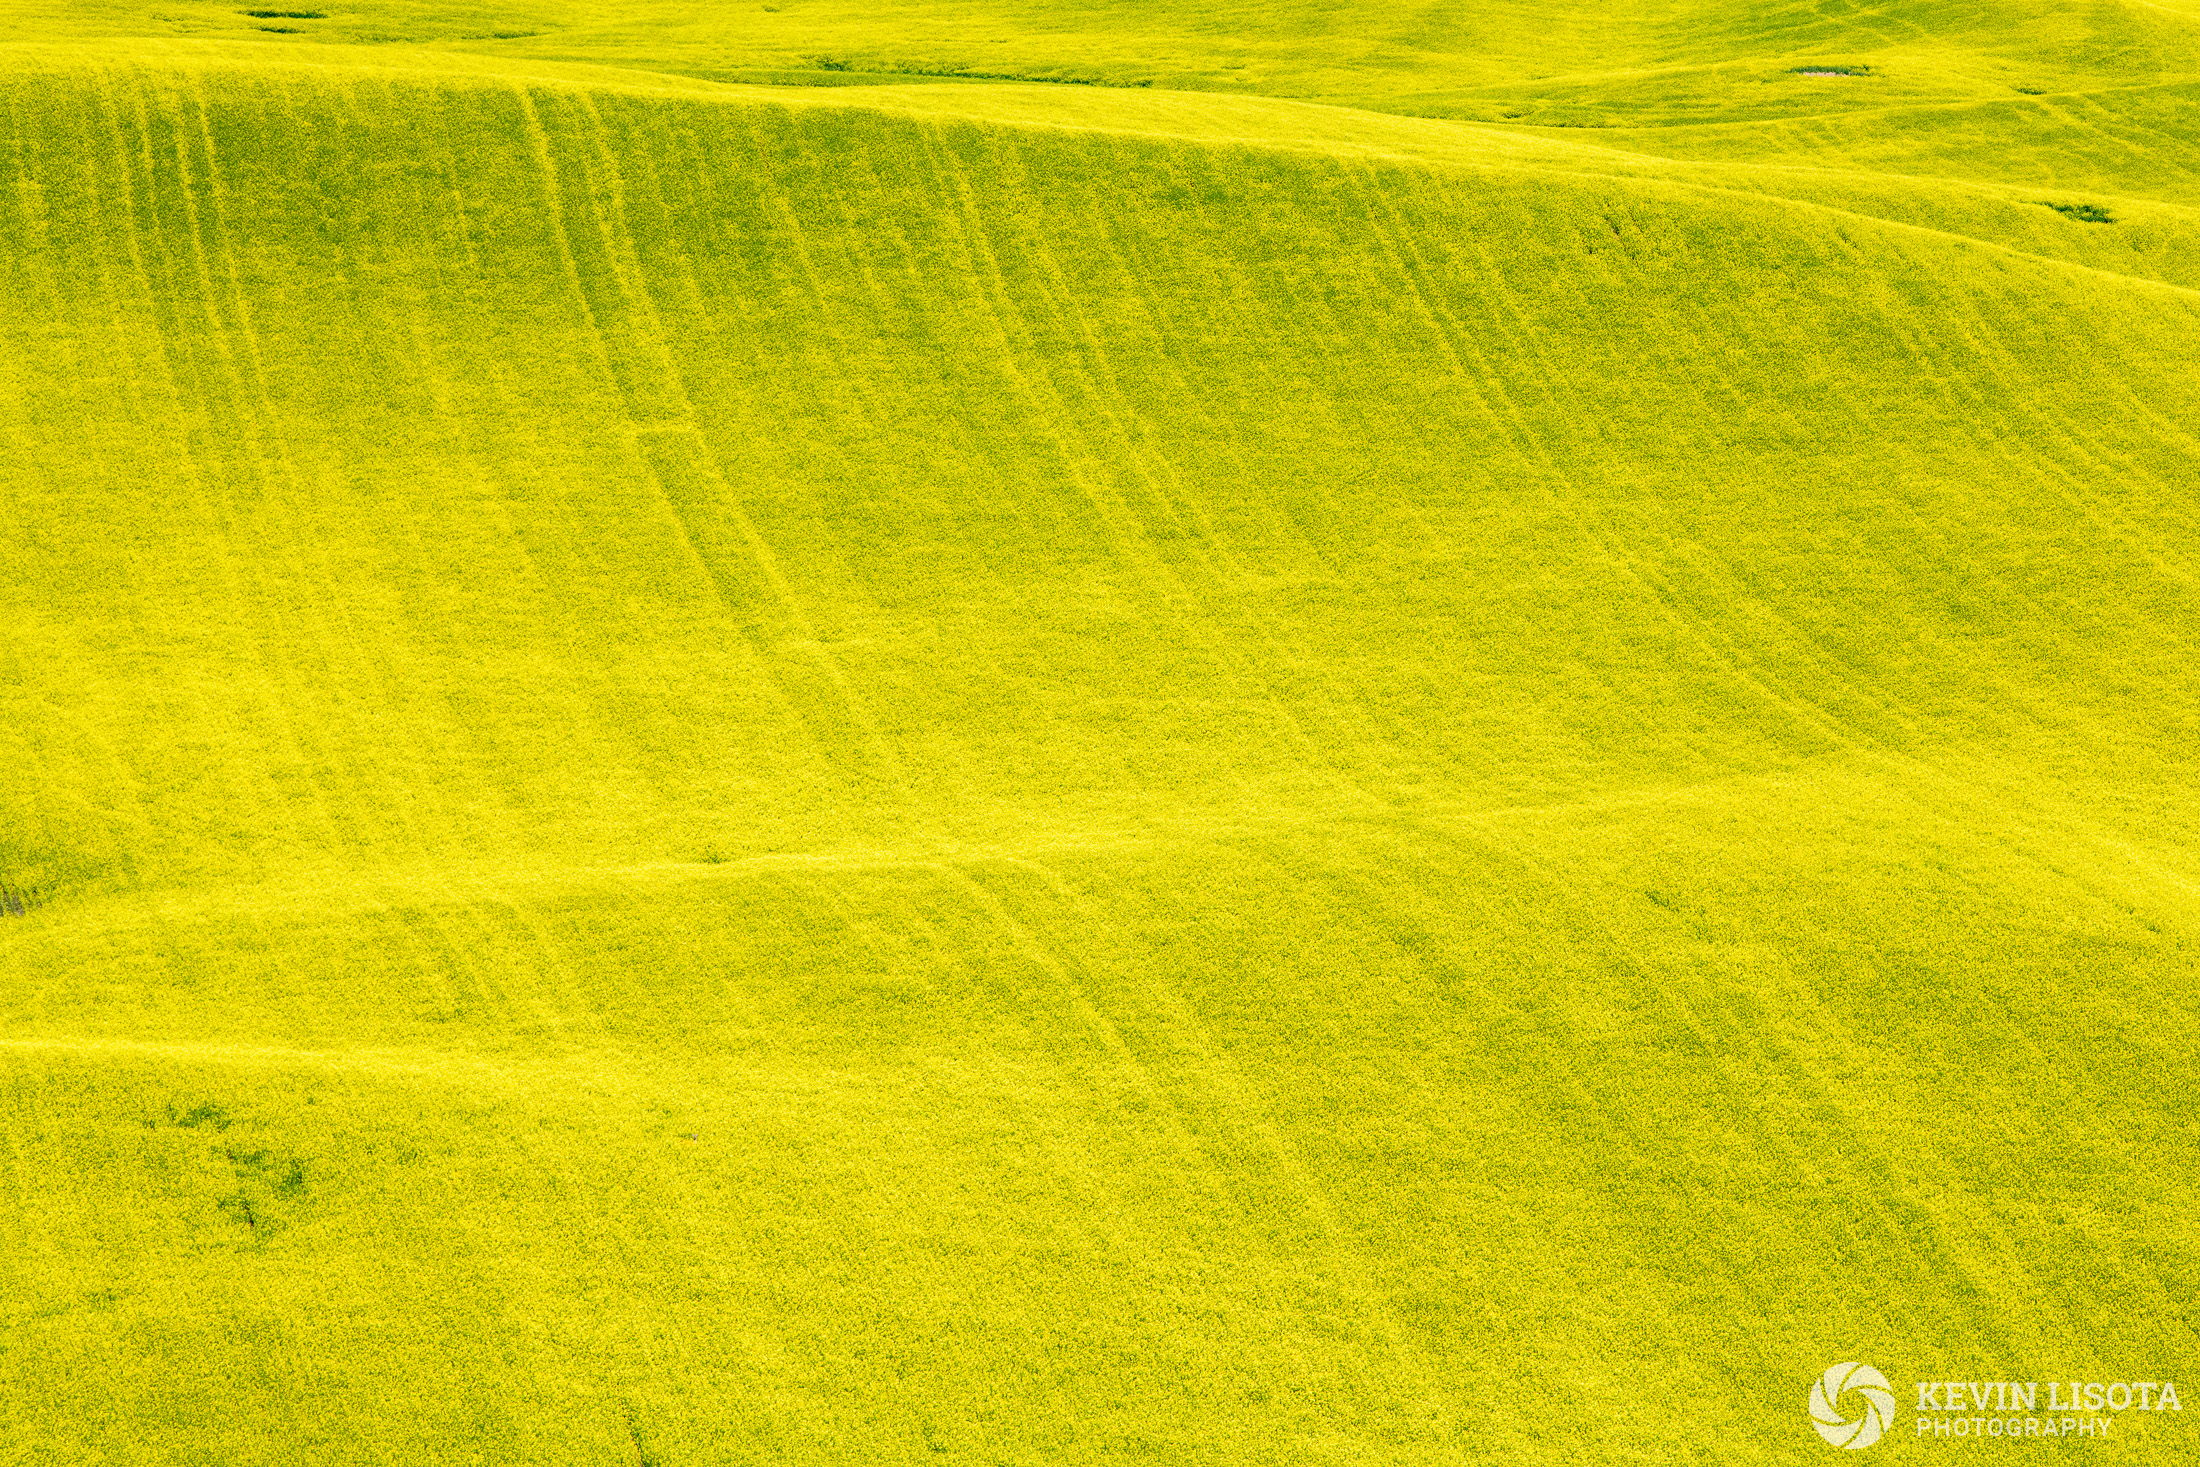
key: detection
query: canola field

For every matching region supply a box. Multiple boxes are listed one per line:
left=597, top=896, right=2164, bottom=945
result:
left=0, top=2, right=2195, bottom=1462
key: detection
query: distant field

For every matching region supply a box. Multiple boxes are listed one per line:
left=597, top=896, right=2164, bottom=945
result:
left=0, top=4, right=2195, bottom=1464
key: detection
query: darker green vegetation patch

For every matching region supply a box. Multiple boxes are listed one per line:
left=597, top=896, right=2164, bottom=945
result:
left=810, top=55, right=1155, bottom=87
left=150, top=1102, right=313, bottom=1243
left=1790, top=65, right=1870, bottom=76
left=242, top=9, right=324, bottom=17
left=0, top=838, right=91, bottom=913
left=2040, top=201, right=2115, bottom=224
left=214, top=1146, right=308, bottom=1239
left=168, top=1101, right=235, bottom=1130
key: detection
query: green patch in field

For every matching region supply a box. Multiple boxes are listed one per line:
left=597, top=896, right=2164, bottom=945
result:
left=824, top=58, right=1159, bottom=88
left=2040, top=200, right=2115, bottom=223
left=168, top=1102, right=235, bottom=1131
left=0, top=834, right=90, bottom=914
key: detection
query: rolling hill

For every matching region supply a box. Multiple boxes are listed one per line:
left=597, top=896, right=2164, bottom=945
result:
left=0, top=4, right=2195, bottom=1463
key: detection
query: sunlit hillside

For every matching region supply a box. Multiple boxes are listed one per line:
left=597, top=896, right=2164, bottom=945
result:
left=0, top=4, right=2194, bottom=1463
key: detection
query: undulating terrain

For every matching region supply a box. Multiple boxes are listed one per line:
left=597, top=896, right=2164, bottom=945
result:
left=0, top=2, right=2194, bottom=1462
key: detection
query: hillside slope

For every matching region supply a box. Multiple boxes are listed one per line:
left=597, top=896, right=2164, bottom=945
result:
left=0, top=35, right=2194, bottom=1467
left=12, top=0, right=2200, bottom=129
